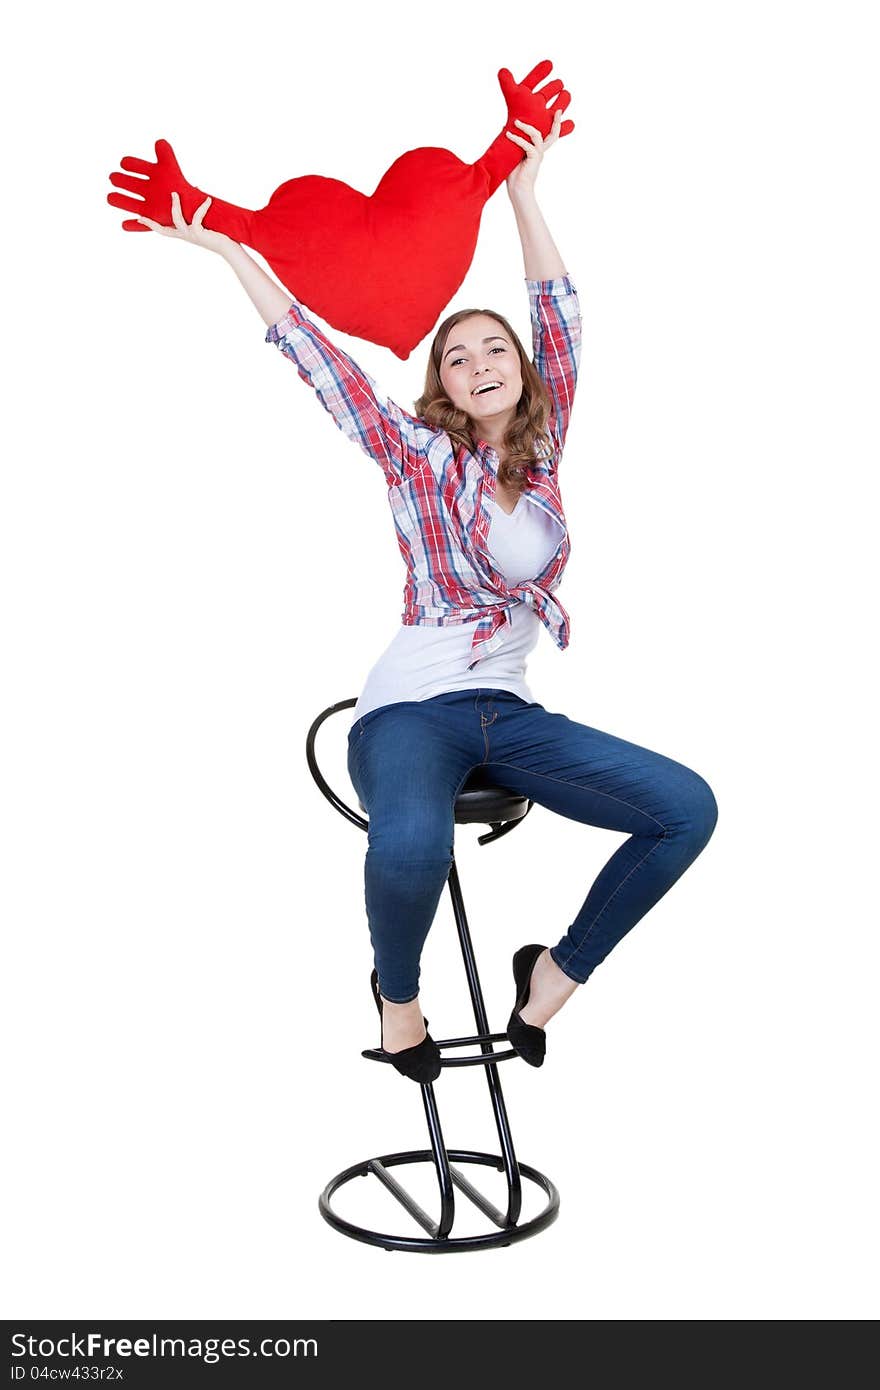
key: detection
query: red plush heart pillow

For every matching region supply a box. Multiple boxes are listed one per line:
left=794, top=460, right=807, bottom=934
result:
left=107, top=61, right=574, bottom=358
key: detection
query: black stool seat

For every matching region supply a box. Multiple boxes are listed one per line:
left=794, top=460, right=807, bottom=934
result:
left=356, top=765, right=530, bottom=826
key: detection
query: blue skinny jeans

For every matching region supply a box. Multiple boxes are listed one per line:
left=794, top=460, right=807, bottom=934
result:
left=346, top=688, right=718, bottom=1003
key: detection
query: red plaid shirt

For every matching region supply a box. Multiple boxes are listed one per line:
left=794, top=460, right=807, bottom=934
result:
left=265, top=275, right=581, bottom=668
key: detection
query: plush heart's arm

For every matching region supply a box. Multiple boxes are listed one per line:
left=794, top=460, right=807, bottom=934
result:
left=107, top=139, right=254, bottom=241
left=475, top=60, right=575, bottom=194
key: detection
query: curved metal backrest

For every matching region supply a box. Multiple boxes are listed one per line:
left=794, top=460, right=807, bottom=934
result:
left=305, top=699, right=533, bottom=846
left=305, top=698, right=367, bottom=832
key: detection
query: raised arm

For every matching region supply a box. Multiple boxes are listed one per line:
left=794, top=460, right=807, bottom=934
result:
left=260, top=290, right=434, bottom=489
left=131, top=192, right=433, bottom=488
left=505, top=113, right=582, bottom=457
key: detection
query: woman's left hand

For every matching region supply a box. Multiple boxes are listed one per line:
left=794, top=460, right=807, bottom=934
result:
left=505, top=108, right=564, bottom=200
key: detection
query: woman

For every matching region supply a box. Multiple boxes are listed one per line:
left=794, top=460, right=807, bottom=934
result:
left=135, top=110, right=718, bottom=1084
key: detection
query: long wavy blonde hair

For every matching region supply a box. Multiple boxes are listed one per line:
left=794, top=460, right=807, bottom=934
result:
left=413, top=307, right=554, bottom=494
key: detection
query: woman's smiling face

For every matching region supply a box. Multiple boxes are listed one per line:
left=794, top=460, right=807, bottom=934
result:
left=439, top=314, right=523, bottom=427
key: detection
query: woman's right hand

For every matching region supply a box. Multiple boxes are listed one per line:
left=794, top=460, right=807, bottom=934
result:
left=135, top=191, right=232, bottom=254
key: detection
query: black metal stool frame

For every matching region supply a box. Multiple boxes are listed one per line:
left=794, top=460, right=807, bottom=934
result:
left=306, top=698, right=560, bottom=1252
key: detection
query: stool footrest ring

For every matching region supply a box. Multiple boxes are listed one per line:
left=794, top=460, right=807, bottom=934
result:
left=361, top=1029, right=519, bottom=1068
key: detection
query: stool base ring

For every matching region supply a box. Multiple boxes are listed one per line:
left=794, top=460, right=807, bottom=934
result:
left=319, top=1149, right=559, bottom=1253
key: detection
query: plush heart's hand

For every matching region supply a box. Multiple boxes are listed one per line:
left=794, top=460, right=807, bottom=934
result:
left=497, top=61, right=575, bottom=141
left=107, top=139, right=208, bottom=232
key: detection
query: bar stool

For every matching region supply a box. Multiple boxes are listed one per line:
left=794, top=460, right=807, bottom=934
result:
left=305, top=698, right=560, bottom=1253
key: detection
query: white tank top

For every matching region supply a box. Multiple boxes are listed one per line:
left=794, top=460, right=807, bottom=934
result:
left=351, top=493, right=564, bottom=725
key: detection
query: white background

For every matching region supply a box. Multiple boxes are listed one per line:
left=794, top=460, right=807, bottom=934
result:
left=3, top=0, right=877, bottom=1320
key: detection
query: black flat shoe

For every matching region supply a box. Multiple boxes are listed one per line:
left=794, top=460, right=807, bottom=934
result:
left=507, top=943, right=548, bottom=1067
left=370, top=969, right=442, bottom=1084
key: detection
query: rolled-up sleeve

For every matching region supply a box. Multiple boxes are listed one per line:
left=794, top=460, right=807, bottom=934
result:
left=526, top=275, right=582, bottom=464
left=266, top=301, right=435, bottom=487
